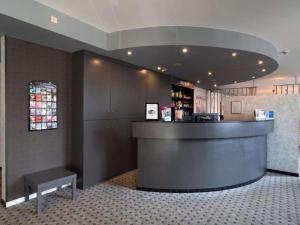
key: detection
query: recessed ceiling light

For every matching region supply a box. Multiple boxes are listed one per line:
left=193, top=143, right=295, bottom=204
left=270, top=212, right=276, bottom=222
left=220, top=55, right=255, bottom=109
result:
left=157, top=66, right=162, bottom=71
left=258, top=60, right=264, bottom=65
left=232, top=52, right=237, bottom=57
left=92, top=59, right=101, bottom=65
left=214, top=84, right=217, bottom=87
left=50, top=16, right=58, bottom=24
left=197, top=80, right=200, bottom=84
left=252, top=76, right=256, bottom=79
left=161, top=68, right=167, bottom=72
left=127, top=50, right=132, bottom=56
left=182, top=48, right=188, bottom=53
left=208, top=71, right=212, bottom=76
left=140, top=69, right=147, bottom=74
left=262, top=68, right=266, bottom=72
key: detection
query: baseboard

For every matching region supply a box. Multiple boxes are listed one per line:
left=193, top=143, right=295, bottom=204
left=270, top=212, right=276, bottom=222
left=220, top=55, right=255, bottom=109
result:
left=4, top=183, right=71, bottom=208
left=267, top=169, right=299, bottom=177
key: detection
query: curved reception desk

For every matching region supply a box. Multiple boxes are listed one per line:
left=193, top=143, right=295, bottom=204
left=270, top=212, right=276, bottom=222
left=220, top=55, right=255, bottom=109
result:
left=132, top=121, right=274, bottom=192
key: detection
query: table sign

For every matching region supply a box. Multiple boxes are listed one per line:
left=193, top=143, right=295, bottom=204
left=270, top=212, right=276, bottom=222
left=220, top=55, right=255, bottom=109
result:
left=145, top=103, right=159, bottom=121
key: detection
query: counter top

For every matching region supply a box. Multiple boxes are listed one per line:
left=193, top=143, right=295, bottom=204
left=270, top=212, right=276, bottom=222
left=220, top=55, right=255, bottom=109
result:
left=134, top=120, right=271, bottom=123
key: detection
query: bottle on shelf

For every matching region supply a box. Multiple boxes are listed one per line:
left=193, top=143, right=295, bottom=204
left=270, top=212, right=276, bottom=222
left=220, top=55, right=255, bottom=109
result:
left=178, top=91, right=183, bottom=99
left=175, top=106, right=183, bottom=121
left=171, top=102, right=175, bottom=121
left=161, top=105, right=165, bottom=121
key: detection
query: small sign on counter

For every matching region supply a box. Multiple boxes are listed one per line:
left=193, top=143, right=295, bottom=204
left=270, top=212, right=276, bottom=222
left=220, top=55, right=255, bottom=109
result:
left=255, top=109, right=275, bottom=121
left=145, top=103, right=159, bottom=121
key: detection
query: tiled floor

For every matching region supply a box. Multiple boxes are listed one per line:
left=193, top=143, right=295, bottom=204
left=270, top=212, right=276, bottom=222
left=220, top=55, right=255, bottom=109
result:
left=0, top=171, right=300, bottom=225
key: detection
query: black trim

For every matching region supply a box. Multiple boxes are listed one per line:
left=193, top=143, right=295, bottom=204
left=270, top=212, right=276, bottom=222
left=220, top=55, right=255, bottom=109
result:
left=136, top=173, right=265, bottom=193
left=267, top=169, right=299, bottom=177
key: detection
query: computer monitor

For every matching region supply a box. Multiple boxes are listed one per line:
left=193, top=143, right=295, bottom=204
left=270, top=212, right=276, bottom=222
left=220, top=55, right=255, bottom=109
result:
left=192, top=113, right=219, bottom=122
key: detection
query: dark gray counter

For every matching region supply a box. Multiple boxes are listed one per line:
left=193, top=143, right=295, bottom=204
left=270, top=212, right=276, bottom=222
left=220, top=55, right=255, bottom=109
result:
left=132, top=121, right=274, bottom=192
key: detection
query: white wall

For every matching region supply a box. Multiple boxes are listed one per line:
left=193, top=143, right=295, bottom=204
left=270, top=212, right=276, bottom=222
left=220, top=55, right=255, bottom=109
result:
left=194, top=87, right=207, bottom=113
left=0, top=62, right=2, bottom=168
left=222, top=73, right=300, bottom=96
left=223, top=95, right=300, bottom=174
left=0, top=36, right=6, bottom=201
left=206, top=90, right=222, bottom=114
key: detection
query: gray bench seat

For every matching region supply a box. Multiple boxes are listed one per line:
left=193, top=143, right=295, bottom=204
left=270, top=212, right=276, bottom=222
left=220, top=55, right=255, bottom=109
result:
left=24, top=167, right=77, bottom=214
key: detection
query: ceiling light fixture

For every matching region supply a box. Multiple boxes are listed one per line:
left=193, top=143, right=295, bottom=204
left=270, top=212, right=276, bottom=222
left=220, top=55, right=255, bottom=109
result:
left=232, top=52, right=237, bottom=57
left=50, top=15, right=58, bottom=24
left=197, top=80, right=200, bottom=84
left=157, top=66, right=162, bottom=71
left=92, top=59, right=101, bottom=65
left=161, top=68, right=167, bottom=72
left=140, top=69, right=147, bottom=74
left=258, top=60, right=264, bottom=65
left=182, top=48, right=188, bottom=53
left=127, top=50, right=132, bottom=56
left=252, top=76, right=256, bottom=79
left=214, top=84, right=217, bottom=87
left=208, top=71, right=212, bottom=76
left=262, top=68, right=266, bottom=72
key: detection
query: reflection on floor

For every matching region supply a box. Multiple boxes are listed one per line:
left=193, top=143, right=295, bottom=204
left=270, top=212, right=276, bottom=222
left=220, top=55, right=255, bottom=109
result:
left=0, top=171, right=300, bottom=225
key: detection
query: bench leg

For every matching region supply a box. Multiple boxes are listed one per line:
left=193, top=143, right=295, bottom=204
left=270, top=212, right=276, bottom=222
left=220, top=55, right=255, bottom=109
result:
left=24, top=183, right=29, bottom=202
left=37, top=188, right=42, bottom=215
left=72, top=177, right=76, bottom=200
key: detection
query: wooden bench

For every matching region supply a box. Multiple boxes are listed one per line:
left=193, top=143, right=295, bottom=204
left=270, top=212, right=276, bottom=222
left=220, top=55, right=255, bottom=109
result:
left=24, top=167, right=77, bottom=214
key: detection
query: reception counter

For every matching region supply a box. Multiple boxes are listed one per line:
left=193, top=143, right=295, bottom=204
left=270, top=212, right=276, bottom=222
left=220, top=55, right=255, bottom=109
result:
left=132, top=120, right=274, bottom=192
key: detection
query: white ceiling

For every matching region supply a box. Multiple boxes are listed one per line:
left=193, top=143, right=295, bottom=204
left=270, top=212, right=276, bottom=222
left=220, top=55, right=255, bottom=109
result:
left=35, top=0, right=300, bottom=79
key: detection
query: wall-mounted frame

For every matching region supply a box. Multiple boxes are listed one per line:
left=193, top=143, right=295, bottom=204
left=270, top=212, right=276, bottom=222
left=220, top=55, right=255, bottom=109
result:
left=29, top=81, right=57, bottom=131
left=231, top=101, right=242, bottom=114
left=145, top=103, right=159, bottom=121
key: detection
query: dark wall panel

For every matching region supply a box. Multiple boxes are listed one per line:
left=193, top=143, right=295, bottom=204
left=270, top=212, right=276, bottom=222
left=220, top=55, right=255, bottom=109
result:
left=83, top=54, right=150, bottom=121
left=72, top=52, right=176, bottom=188
left=71, top=51, right=84, bottom=186
left=4, top=38, right=177, bottom=201
left=146, top=72, right=175, bottom=107
left=83, top=119, right=136, bottom=188
left=83, top=55, right=111, bottom=121
left=5, top=37, right=72, bottom=201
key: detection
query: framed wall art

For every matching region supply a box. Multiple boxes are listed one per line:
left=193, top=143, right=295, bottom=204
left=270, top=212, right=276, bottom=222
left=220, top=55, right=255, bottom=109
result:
left=29, top=81, right=57, bottom=131
left=231, top=101, right=242, bottom=114
left=145, top=103, right=159, bottom=121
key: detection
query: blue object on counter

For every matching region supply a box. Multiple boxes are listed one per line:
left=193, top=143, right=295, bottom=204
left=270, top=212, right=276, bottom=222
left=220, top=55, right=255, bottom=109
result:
left=267, top=111, right=274, bottom=120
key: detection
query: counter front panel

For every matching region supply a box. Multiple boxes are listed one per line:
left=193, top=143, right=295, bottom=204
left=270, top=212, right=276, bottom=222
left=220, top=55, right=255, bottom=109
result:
left=133, top=121, right=273, bottom=192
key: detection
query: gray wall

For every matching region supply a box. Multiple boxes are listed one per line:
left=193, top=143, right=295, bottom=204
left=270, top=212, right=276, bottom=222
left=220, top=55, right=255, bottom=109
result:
left=0, top=0, right=107, bottom=50
left=3, top=37, right=178, bottom=201
left=223, top=95, right=300, bottom=174
left=0, top=36, right=5, bottom=201
left=5, top=37, right=72, bottom=201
